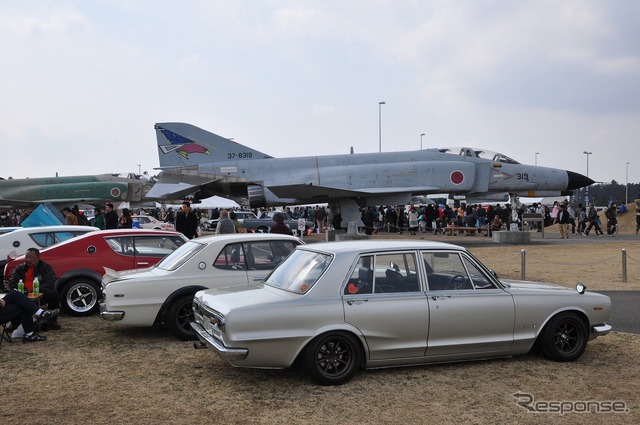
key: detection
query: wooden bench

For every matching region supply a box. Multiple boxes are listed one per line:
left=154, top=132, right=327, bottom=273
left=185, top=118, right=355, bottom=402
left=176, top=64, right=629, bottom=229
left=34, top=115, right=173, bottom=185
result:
left=445, top=226, right=476, bottom=236
left=444, top=225, right=491, bottom=236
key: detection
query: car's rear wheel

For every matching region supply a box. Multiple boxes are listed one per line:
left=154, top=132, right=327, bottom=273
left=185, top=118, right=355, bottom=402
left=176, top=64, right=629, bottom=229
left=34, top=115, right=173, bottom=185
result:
left=540, top=312, right=588, bottom=362
left=166, top=294, right=196, bottom=341
left=304, top=332, right=361, bottom=385
left=61, top=278, right=100, bottom=316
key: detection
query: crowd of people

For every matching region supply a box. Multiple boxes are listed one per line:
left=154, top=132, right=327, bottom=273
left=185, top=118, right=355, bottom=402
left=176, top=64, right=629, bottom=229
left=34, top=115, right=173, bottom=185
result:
left=353, top=199, right=634, bottom=238
left=1, top=197, right=636, bottom=240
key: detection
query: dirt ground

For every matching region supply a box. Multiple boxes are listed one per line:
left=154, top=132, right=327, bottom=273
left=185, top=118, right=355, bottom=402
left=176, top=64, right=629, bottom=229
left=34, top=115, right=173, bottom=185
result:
left=1, top=207, right=639, bottom=424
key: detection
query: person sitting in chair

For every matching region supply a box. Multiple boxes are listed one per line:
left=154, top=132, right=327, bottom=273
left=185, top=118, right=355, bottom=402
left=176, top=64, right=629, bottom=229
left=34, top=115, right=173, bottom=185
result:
left=9, top=248, right=62, bottom=330
left=1, top=291, right=59, bottom=343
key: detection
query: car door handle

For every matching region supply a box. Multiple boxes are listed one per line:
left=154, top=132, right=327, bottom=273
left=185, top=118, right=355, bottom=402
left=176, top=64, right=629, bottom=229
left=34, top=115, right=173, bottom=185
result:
left=252, top=276, right=266, bottom=282
left=347, top=299, right=368, bottom=305
left=137, top=262, right=149, bottom=266
left=431, top=295, right=451, bottom=301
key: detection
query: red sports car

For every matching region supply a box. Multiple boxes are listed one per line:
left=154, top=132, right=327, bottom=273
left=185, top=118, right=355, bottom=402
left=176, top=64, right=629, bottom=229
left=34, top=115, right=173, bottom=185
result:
left=4, top=229, right=188, bottom=316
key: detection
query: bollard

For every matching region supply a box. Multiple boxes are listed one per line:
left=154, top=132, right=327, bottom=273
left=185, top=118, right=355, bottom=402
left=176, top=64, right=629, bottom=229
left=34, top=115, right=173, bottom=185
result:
left=520, top=249, right=526, bottom=280
left=622, top=249, right=627, bottom=283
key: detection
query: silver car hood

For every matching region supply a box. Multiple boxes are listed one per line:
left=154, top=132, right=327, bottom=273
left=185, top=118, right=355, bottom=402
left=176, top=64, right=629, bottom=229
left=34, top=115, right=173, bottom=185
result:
left=502, top=279, right=588, bottom=294
left=196, top=285, right=290, bottom=316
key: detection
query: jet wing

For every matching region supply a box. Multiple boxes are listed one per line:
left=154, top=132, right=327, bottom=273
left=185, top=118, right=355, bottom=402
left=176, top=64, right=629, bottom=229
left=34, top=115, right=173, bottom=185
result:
left=145, top=182, right=200, bottom=200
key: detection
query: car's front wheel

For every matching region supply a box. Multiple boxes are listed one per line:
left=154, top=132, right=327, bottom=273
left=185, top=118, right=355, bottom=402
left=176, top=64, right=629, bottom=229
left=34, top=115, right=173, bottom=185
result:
left=61, top=278, right=101, bottom=316
left=304, top=332, right=361, bottom=385
left=166, top=294, right=196, bottom=341
left=540, top=312, right=588, bottom=361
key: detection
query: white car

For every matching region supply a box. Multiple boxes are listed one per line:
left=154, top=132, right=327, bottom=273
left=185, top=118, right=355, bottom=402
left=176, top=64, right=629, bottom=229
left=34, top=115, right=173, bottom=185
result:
left=132, top=215, right=175, bottom=231
left=201, top=211, right=258, bottom=231
left=0, top=225, right=99, bottom=269
left=99, top=233, right=302, bottom=340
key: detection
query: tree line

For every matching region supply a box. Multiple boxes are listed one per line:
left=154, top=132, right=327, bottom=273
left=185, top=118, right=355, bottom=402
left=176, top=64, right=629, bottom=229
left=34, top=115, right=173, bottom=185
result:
left=572, top=180, right=639, bottom=206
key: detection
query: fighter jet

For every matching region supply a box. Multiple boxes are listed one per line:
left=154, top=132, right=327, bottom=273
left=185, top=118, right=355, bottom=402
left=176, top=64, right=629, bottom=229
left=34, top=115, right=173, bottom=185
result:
left=148, top=122, right=594, bottom=226
left=0, top=174, right=148, bottom=209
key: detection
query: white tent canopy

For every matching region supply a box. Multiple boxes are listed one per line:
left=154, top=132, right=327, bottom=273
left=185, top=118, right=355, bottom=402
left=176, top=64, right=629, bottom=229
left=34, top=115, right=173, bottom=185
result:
left=119, top=195, right=240, bottom=211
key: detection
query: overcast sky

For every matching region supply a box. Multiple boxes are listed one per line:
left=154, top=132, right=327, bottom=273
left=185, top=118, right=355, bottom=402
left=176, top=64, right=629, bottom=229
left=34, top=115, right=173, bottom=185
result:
left=2, top=1, right=639, bottom=186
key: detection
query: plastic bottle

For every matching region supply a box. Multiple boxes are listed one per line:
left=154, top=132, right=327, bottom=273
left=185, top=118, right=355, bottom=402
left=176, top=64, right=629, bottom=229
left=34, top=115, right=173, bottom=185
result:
left=18, top=279, right=24, bottom=293
left=33, top=277, right=40, bottom=296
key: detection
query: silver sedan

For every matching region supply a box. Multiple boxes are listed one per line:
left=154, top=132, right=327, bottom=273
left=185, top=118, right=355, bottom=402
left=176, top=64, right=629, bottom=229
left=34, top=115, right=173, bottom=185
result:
left=191, top=240, right=612, bottom=385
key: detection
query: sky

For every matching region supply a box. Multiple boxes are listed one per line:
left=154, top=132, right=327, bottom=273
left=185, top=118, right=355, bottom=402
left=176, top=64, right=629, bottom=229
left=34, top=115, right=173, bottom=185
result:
left=1, top=1, right=639, bottom=186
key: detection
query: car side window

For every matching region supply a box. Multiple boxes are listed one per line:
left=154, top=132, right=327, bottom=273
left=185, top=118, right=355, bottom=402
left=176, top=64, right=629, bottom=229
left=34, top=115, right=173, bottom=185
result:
left=244, top=241, right=298, bottom=270
left=107, top=237, right=135, bottom=255
left=133, top=236, right=185, bottom=257
left=29, top=232, right=54, bottom=248
left=345, top=256, right=373, bottom=295
left=374, top=253, right=419, bottom=293
left=214, top=243, right=246, bottom=270
left=461, top=255, right=496, bottom=289
left=422, top=252, right=473, bottom=291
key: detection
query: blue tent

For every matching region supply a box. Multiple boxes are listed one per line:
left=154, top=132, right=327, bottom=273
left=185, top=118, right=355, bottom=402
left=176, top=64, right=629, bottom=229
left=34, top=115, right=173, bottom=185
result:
left=20, top=203, right=65, bottom=227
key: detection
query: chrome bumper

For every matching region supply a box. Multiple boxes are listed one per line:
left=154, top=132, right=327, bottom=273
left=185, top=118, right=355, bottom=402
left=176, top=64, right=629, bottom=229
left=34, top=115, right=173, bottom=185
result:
left=190, top=322, right=248, bottom=362
left=99, top=302, right=124, bottom=321
left=592, top=323, right=612, bottom=337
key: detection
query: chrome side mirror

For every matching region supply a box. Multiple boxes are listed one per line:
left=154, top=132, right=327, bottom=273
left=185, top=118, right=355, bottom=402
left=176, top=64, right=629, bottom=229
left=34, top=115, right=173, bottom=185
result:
left=576, top=282, right=586, bottom=294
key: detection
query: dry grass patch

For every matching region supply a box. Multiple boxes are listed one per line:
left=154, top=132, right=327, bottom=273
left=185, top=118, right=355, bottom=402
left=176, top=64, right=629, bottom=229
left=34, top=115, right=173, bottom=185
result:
left=1, top=315, right=639, bottom=424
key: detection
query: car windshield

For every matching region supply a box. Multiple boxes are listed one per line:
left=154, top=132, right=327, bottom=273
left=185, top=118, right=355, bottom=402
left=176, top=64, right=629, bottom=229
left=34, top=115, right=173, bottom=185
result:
left=264, top=249, right=331, bottom=294
left=155, top=241, right=206, bottom=271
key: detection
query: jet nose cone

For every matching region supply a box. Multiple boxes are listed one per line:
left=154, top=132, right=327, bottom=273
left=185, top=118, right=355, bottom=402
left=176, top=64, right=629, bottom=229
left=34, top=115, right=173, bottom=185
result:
left=566, top=171, right=594, bottom=190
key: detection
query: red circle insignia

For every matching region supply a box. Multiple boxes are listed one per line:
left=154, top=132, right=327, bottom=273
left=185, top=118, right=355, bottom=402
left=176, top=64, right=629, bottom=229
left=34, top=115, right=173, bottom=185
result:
left=450, top=171, right=464, bottom=185
left=110, top=187, right=121, bottom=198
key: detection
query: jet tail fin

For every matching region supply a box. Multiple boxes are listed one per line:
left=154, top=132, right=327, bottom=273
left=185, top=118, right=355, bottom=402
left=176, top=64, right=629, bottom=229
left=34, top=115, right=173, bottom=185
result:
left=154, top=123, right=272, bottom=169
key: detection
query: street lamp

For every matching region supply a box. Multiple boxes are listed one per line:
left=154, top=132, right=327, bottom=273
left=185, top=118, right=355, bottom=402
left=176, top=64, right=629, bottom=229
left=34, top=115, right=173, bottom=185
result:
left=626, top=162, right=630, bottom=205
left=378, top=101, right=385, bottom=153
left=420, top=132, right=426, bottom=150
left=583, top=151, right=592, bottom=176
left=583, top=151, right=592, bottom=202
left=535, top=152, right=539, bottom=166
left=137, top=163, right=141, bottom=174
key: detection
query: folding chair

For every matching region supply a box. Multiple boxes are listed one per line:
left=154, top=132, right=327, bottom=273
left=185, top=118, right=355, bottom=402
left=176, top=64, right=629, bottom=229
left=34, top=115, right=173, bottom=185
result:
left=1, top=320, right=13, bottom=347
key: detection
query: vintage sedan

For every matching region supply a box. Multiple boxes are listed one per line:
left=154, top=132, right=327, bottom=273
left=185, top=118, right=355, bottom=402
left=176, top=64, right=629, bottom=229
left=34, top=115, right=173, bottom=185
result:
left=4, top=229, right=187, bottom=316
left=100, top=234, right=302, bottom=340
left=191, top=240, right=612, bottom=385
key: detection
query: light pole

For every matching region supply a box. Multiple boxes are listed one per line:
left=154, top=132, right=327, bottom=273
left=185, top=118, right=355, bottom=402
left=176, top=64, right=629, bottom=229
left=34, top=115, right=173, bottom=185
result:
left=137, top=163, right=141, bottom=174
left=626, top=162, right=630, bottom=205
left=378, top=101, right=385, bottom=153
left=583, top=151, right=592, bottom=202
left=535, top=152, right=539, bottom=166
left=420, top=132, right=425, bottom=150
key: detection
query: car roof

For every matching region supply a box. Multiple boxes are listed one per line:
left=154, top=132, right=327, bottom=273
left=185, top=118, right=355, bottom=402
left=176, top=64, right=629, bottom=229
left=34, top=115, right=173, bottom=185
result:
left=0, top=225, right=99, bottom=238
left=8, top=229, right=187, bottom=258
left=298, top=240, right=464, bottom=254
left=43, top=228, right=185, bottom=248
left=194, top=233, right=302, bottom=244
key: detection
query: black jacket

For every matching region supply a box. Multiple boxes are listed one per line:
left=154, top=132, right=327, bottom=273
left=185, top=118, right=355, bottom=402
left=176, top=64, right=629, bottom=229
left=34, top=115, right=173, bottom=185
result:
left=176, top=210, right=199, bottom=239
left=9, top=260, right=57, bottom=292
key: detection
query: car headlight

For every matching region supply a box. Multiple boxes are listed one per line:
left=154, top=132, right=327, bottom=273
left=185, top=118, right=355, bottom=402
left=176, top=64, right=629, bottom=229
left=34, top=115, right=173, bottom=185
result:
left=207, top=314, right=225, bottom=334
left=193, top=300, right=225, bottom=335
